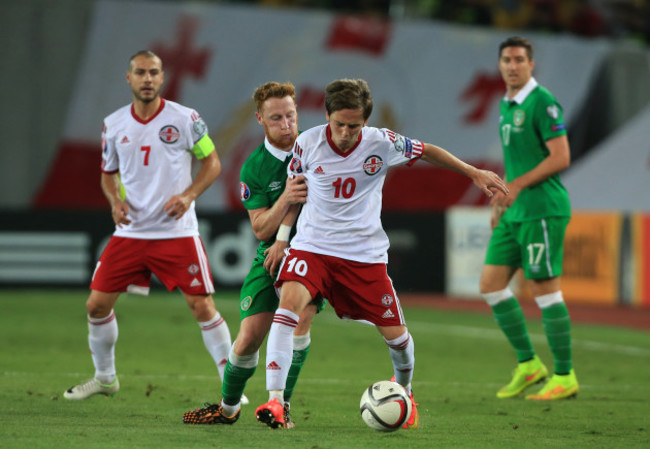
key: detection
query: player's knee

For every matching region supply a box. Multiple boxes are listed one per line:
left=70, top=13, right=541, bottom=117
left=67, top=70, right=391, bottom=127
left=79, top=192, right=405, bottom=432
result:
left=234, top=327, right=267, bottom=353
left=86, top=292, right=115, bottom=318
left=479, top=275, right=509, bottom=296
left=188, top=295, right=217, bottom=321
left=479, top=279, right=492, bottom=295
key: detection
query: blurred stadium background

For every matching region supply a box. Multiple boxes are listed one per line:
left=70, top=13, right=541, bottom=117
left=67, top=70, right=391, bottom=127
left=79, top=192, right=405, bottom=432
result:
left=1, top=0, right=650, bottom=309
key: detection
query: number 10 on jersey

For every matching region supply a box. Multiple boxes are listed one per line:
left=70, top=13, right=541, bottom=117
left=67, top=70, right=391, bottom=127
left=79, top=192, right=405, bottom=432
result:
left=333, top=177, right=356, bottom=199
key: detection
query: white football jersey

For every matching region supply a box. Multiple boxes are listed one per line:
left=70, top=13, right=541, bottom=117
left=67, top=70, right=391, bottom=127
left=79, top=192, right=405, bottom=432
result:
left=101, top=99, right=211, bottom=239
left=288, top=125, right=424, bottom=263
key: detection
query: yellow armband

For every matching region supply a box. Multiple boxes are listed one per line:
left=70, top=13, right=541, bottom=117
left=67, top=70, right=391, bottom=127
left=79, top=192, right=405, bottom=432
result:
left=192, top=134, right=216, bottom=159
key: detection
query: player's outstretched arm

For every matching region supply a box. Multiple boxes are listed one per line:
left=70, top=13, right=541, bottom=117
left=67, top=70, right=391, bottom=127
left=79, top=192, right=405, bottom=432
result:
left=101, top=172, right=131, bottom=227
left=165, top=150, right=221, bottom=220
left=420, top=143, right=509, bottom=198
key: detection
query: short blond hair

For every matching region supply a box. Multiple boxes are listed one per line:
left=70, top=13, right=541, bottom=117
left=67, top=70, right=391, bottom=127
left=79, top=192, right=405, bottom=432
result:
left=252, top=81, right=296, bottom=113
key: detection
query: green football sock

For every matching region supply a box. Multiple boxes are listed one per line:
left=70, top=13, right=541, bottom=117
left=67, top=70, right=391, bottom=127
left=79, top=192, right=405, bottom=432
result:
left=491, top=297, right=535, bottom=362
left=284, top=345, right=310, bottom=403
left=540, top=302, right=572, bottom=374
left=221, top=360, right=256, bottom=406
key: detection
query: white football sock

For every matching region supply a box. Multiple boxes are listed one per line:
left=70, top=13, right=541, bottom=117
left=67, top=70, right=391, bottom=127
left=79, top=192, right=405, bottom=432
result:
left=293, top=332, right=311, bottom=351
left=88, top=310, right=118, bottom=383
left=266, top=308, right=298, bottom=394
left=385, top=330, right=415, bottom=394
left=199, top=311, right=232, bottom=381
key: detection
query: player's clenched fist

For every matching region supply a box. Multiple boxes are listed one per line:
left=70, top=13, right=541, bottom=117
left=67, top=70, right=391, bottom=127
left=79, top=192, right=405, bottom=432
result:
left=284, top=175, right=307, bottom=204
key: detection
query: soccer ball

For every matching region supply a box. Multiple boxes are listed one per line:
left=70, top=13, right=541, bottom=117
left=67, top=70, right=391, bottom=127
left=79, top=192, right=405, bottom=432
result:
left=359, top=380, right=412, bottom=432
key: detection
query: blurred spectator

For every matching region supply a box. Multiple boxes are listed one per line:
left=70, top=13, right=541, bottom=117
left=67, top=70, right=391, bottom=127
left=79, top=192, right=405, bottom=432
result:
left=527, top=0, right=564, bottom=32
left=568, top=0, right=609, bottom=37
left=253, top=0, right=648, bottom=45
left=491, top=0, right=534, bottom=29
left=432, top=0, right=494, bottom=27
left=608, top=0, right=650, bottom=44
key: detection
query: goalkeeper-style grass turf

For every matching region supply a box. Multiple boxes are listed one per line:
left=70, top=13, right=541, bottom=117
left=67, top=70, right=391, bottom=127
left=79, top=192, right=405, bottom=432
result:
left=1, top=289, right=649, bottom=448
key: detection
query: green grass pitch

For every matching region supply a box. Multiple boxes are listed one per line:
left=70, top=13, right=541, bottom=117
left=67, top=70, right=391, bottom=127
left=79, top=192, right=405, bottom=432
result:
left=1, top=289, right=649, bottom=448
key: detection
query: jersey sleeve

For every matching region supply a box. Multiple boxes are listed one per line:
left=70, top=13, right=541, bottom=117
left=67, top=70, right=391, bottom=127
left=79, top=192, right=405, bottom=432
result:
left=536, top=92, right=567, bottom=142
left=100, top=120, right=119, bottom=174
left=382, top=128, right=424, bottom=167
left=188, top=109, right=215, bottom=159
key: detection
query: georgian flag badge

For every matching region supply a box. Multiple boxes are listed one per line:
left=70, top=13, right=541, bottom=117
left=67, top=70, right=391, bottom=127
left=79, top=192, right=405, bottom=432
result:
left=159, top=125, right=180, bottom=144
left=363, top=155, right=384, bottom=176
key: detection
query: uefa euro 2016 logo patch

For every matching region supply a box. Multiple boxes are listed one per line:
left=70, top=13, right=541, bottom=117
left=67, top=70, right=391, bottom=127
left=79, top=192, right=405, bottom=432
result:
left=240, top=182, right=251, bottom=201
left=290, top=157, right=303, bottom=173
left=363, top=155, right=384, bottom=176
left=159, top=125, right=180, bottom=144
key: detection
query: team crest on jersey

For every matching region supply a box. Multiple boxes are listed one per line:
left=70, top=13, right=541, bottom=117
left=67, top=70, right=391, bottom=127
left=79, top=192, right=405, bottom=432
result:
left=159, top=125, right=180, bottom=144
left=193, top=118, right=207, bottom=136
left=513, top=110, right=525, bottom=126
left=381, top=294, right=394, bottom=306
left=240, top=182, right=251, bottom=201
left=290, top=157, right=303, bottom=173
left=241, top=296, right=252, bottom=311
left=363, top=155, right=384, bottom=176
left=188, top=264, right=199, bottom=275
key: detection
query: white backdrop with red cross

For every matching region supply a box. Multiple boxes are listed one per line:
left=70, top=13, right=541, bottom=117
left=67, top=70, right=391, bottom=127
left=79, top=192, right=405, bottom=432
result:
left=33, top=0, right=609, bottom=211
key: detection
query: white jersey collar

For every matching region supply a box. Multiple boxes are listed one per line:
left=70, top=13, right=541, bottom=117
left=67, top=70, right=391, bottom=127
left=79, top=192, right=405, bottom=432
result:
left=264, top=137, right=292, bottom=161
left=506, top=77, right=538, bottom=104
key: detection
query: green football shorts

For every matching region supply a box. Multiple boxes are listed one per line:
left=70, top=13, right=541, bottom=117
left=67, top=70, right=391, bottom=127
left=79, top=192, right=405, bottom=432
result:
left=239, top=256, right=326, bottom=320
left=484, top=215, right=569, bottom=280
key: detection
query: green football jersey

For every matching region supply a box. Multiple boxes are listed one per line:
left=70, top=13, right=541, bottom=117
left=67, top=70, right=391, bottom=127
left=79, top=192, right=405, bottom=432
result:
left=239, top=141, right=291, bottom=259
left=499, top=81, right=571, bottom=221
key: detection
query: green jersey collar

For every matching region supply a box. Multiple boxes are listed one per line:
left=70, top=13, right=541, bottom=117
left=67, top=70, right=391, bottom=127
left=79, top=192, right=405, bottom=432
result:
left=264, top=137, right=292, bottom=162
left=506, top=77, right=539, bottom=104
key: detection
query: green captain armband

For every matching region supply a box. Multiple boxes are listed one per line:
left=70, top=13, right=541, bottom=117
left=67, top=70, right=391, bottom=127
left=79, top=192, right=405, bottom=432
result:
left=117, top=173, right=126, bottom=201
left=191, top=134, right=216, bottom=159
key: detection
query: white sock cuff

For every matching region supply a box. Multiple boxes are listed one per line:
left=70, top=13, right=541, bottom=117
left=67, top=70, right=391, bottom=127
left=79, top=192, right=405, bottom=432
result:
left=482, top=287, right=514, bottom=306
left=87, top=310, right=116, bottom=325
left=384, top=330, right=410, bottom=347
left=198, top=311, right=224, bottom=330
left=229, top=348, right=259, bottom=369
left=293, top=333, right=311, bottom=351
left=535, top=291, right=564, bottom=309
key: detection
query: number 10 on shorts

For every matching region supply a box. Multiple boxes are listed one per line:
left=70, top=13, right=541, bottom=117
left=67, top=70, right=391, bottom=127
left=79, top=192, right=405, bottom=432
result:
left=286, top=257, right=308, bottom=276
